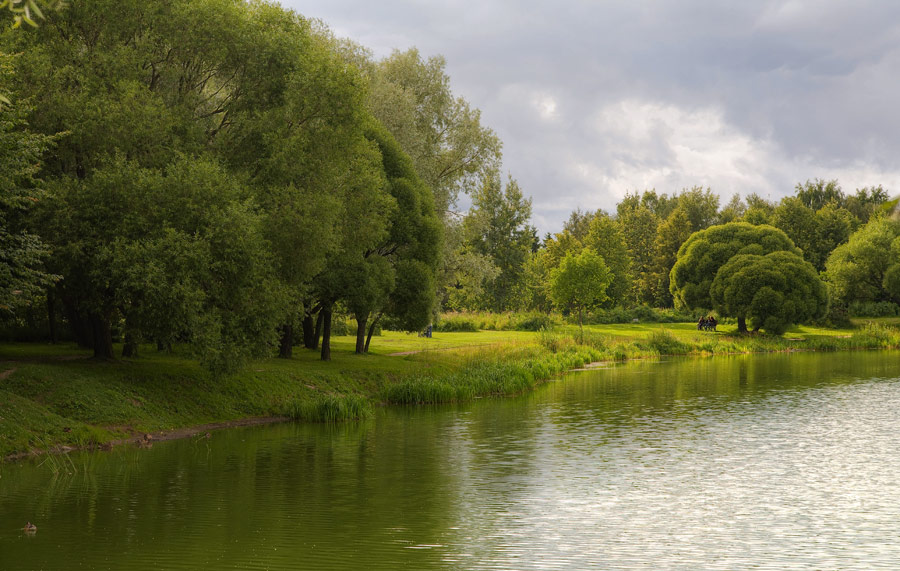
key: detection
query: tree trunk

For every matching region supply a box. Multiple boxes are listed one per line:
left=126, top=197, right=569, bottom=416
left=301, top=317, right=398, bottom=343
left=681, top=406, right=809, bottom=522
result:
left=65, top=300, right=93, bottom=349
left=302, top=312, right=316, bottom=349
left=90, top=312, right=114, bottom=360
left=737, top=316, right=748, bottom=334
left=364, top=313, right=381, bottom=353
left=46, top=289, right=57, bottom=344
left=313, top=310, right=324, bottom=350
left=278, top=322, right=293, bottom=358
left=122, top=332, right=138, bottom=358
left=320, top=306, right=332, bottom=361
left=355, top=313, right=368, bottom=354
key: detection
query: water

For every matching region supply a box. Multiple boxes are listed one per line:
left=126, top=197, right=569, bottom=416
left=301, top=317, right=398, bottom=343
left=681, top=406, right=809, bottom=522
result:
left=2, top=351, right=900, bottom=570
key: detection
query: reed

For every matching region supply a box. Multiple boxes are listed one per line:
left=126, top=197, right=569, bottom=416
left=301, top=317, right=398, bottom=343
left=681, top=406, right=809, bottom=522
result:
left=283, top=394, right=373, bottom=423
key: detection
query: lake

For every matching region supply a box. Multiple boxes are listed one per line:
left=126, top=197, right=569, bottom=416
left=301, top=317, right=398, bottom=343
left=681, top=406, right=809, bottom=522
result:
left=2, top=351, right=900, bottom=570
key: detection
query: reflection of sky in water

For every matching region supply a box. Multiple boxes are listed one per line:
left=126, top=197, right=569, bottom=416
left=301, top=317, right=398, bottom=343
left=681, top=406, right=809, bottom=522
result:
left=2, top=352, right=900, bottom=570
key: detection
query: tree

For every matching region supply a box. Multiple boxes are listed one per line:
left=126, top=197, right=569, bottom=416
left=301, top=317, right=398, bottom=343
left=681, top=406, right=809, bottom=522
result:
left=825, top=217, right=900, bottom=306
left=440, top=219, right=500, bottom=311
left=710, top=251, right=828, bottom=334
left=617, top=200, right=659, bottom=304
left=549, top=249, right=612, bottom=336
left=743, top=193, right=776, bottom=225
left=717, top=193, right=747, bottom=224
left=670, top=222, right=801, bottom=332
left=354, top=121, right=442, bottom=355
left=584, top=213, right=631, bottom=307
left=845, top=185, right=890, bottom=224
left=0, top=65, right=56, bottom=319
left=463, top=170, right=535, bottom=311
left=771, top=197, right=857, bottom=271
left=795, top=179, right=845, bottom=211
left=648, top=207, right=693, bottom=307
left=366, top=48, right=502, bottom=217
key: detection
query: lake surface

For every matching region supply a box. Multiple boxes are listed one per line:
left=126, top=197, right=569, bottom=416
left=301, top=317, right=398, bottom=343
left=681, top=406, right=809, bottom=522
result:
left=2, top=351, right=900, bottom=570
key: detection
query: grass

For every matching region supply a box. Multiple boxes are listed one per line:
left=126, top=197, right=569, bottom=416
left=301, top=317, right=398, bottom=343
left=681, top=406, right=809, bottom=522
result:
left=1, top=318, right=899, bottom=460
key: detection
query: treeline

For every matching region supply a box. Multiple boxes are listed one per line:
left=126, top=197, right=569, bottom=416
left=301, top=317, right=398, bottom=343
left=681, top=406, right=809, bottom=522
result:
left=447, top=181, right=900, bottom=327
left=0, top=0, right=504, bottom=371
left=3, top=1, right=900, bottom=368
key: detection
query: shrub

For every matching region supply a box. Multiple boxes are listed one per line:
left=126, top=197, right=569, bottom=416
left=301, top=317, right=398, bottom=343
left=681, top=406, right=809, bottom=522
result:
left=641, top=329, right=690, bottom=355
left=584, top=306, right=696, bottom=324
left=849, top=301, right=900, bottom=317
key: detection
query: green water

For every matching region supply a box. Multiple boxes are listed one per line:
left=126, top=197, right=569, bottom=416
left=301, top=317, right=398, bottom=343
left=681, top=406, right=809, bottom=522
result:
left=2, top=351, right=900, bottom=570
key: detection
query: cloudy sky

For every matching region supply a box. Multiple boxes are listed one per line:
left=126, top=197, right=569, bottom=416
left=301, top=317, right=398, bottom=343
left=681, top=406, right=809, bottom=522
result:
left=285, top=0, right=900, bottom=234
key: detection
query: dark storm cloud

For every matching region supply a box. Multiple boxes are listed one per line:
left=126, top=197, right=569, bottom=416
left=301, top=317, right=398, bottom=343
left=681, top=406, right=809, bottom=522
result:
left=287, top=0, right=900, bottom=233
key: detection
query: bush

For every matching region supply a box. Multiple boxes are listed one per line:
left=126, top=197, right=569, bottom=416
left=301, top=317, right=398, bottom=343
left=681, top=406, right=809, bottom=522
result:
left=433, top=313, right=480, bottom=332
left=640, top=329, right=690, bottom=355
left=584, top=306, right=696, bottom=324
left=849, top=301, right=900, bottom=317
left=434, top=311, right=560, bottom=332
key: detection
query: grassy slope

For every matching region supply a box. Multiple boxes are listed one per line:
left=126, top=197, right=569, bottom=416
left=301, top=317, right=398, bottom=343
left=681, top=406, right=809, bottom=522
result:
left=2, top=321, right=897, bottom=459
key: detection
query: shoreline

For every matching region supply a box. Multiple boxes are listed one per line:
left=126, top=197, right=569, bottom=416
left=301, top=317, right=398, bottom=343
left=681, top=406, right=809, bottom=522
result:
left=3, top=323, right=900, bottom=464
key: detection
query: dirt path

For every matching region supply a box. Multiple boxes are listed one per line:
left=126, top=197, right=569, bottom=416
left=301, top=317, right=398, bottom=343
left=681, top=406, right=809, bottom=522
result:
left=0, top=367, right=16, bottom=380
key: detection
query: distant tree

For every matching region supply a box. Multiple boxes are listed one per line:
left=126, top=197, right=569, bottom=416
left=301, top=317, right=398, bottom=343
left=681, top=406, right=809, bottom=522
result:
left=743, top=193, right=776, bottom=225
left=464, top=170, right=535, bottom=311
left=844, top=185, right=890, bottom=224
left=825, top=217, right=900, bottom=306
left=584, top=213, right=631, bottom=307
left=440, top=220, right=500, bottom=311
left=617, top=201, right=659, bottom=304
left=717, top=193, right=747, bottom=224
left=670, top=222, right=801, bottom=332
left=549, top=249, right=612, bottom=336
left=676, top=186, right=720, bottom=232
left=795, top=179, right=845, bottom=211
left=562, top=208, right=595, bottom=242
left=648, top=207, right=693, bottom=307
left=710, top=251, right=827, bottom=335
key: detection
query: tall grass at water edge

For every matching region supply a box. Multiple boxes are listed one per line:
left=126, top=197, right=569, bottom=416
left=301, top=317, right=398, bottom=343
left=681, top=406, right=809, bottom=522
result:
left=381, top=345, right=602, bottom=405
left=283, top=393, right=373, bottom=423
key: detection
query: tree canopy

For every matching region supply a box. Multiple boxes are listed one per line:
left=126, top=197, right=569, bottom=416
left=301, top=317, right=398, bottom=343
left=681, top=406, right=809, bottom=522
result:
left=710, top=251, right=827, bottom=334
left=670, top=222, right=801, bottom=310
left=549, top=249, right=612, bottom=335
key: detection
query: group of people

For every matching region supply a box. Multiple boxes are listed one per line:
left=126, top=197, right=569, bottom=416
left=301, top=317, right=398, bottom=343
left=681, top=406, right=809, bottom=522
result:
left=697, top=316, right=718, bottom=331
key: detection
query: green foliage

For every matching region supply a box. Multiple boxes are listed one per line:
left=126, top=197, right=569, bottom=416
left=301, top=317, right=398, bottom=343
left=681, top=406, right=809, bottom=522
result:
left=0, top=57, right=57, bottom=319
left=463, top=170, right=536, bottom=311
left=710, top=251, right=828, bottom=334
left=549, top=249, right=613, bottom=331
left=825, top=217, right=900, bottom=305
left=771, top=197, right=857, bottom=271
left=433, top=311, right=559, bottom=332
left=583, top=213, right=631, bottom=306
left=670, top=222, right=801, bottom=311
left=584, top=306, right=696, bottom=324
left=849, top=301, right=900, bottom=317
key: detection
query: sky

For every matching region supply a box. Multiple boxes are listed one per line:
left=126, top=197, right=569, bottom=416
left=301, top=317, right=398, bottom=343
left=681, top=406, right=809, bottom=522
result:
left=284, top=0, right=900, bottom=235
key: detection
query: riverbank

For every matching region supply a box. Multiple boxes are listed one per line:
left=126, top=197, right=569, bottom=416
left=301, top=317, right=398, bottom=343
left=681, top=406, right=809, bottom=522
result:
left=2, top=321, right=899, bottom=461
